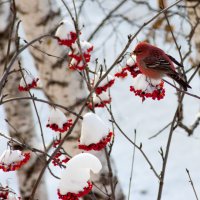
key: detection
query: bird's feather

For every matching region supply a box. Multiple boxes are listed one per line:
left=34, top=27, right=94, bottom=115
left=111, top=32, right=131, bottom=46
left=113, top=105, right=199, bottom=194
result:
left=143, top=56, right=173, bottom=72
left=166, top=54, right=184, bottom=68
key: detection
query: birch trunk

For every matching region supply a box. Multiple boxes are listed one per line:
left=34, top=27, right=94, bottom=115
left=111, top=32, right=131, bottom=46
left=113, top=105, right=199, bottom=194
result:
left=0, top=2, right=47, bottom=200
left=15, top=0, right=125, bottom=199
left=186, top=0, right=200, bottom=65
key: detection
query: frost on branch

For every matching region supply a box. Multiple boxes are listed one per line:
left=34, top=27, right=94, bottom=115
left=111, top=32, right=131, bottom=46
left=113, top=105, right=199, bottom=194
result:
left=58, top=153, right=102, bottom=199
left=0, top=149, right=30, bottom=172
left=79, top=113, right=113, bottom=151
left=130, top=74, right=165, bottom=101
left=55, top=20, right=77, bottom=47
left=88, top=91, right=111, bottom=109
left=18, top=72, right=39, bottom=91
left=46, top=108, right=72, bottom=133
left=93, top=72, right=115, bottom=95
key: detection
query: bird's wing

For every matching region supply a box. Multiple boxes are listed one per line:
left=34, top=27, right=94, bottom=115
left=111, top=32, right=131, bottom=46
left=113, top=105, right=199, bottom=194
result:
left=166, top=54, right=184, bottom=68
left=143, top=56, right=173, bottom=72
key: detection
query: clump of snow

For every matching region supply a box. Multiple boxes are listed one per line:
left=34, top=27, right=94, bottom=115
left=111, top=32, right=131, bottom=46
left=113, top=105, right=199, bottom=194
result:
left=55, top=20, right=75, bottom=40
left=58, top=153, right=102, bottom=195
left=48, top=108, right=67, bottom=129
left=93, top=92, right=111, bottom=105
left=18, top=72, right=39, bottom=91
left=7, top=193, right=19, bottom=200
left=79, top=41, right=93, bottom=53
left=126, top=55, right=136, bottom=67
left=0, top=149, right=30, bottom=172
left=87, top=92, right=112, bottom=110
left=46, top=108, right=72, bottom=133
left=93, top=71, right=114, bottom=87
left=55, top=20, right=78, bottom=47
left=80, top=113, right=110, bottom=145
left=130, top=74, right=165, bottom=101
left=132, top=74, right=161, bottom=92
left=132, top=74, right=150, bottom=91
left=0, top=150, right=25, bottom=165
left=69, top=41, right=93, bottom=55
left=68, top=40, right=93, bottom=62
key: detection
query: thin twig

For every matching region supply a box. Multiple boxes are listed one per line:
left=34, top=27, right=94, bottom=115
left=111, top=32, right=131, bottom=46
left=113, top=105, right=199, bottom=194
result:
left=148, top=122, right=172, bottom=139
left=109, top=119, right=160, bottom=180
left=3, top=0, right=16, bottom=72
left=0, top=34, right=54, bottom=95
left=128, top=130, right=137, bottom=200
left=104, top=147, right=115, bottom=200
left=88, top=0, right=127, bottom=41
left=1, top=96, right=83, bottom=119
left=0, top=132, right=50, bottom=158
left=163, top=79, right=200, bottom=100
left=186, top=169, right=199, bottom=200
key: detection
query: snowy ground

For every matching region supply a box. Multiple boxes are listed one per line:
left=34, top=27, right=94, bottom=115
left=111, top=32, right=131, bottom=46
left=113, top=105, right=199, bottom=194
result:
left=1, top=0, right=200, bottom=199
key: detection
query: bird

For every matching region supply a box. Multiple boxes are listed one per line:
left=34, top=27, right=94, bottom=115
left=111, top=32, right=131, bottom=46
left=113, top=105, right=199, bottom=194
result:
left=132, top=42, right=191, bottom=91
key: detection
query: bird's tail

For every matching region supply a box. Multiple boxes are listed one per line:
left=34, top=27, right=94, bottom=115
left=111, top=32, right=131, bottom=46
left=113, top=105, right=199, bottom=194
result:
left=167, top=72, right=191, bottom=91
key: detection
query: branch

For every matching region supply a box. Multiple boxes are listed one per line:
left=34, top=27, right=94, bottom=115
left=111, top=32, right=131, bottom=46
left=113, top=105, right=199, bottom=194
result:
left=88, top=0, right=127, bottom=41
left=186, top=168, right=199, bottom=200
left=1, top=96, right=83, bottom=119
left=0, top=34, right=54, bottom=96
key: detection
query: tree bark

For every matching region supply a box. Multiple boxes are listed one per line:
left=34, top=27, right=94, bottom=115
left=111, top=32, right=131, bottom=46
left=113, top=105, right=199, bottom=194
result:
left=186, top=0, right=200, bottom=66
left=0, top=2, right=48, bottom=200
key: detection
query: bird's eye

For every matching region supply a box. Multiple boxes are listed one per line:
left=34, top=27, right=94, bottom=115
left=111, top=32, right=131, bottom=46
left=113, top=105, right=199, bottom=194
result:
left=133, top=50, right=142, bottom=55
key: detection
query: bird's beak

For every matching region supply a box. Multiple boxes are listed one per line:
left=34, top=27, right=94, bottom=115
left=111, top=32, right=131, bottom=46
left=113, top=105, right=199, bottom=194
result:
left=132, top=51, right=136, bottom=55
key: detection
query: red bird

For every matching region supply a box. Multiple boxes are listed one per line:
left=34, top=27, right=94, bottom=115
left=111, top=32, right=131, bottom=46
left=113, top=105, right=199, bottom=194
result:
left=133, top=42, right=191, bottom=91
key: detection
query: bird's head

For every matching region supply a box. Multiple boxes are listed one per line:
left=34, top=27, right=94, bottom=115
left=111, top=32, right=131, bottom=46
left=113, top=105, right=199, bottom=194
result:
left=132, top=42, right=151, bottom=57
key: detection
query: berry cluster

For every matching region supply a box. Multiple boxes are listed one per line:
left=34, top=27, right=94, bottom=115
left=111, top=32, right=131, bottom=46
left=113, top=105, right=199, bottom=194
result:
left=130, top=82, right=165, bottom=102
left=52, top=151, right=70, bottom=167
left=0, top=186, right=21, bottom=200
left=115, top=63, right=140, bottom=79
left=57, top=32, right=77, bottom=47
left=95, top=79, right=115, bottom=95
left=53, top=139, right=61, bottom=148
left=78, top=132, right=113, bottom=151
left=46, top=119, right=73, bottom=133
left=88, top=98, right=112, bottom=110
left=18, top=78, right=39, bottom=91
left=0, top=152, right=30, bottom=172
left=57, top=181, right=93, bottom=200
